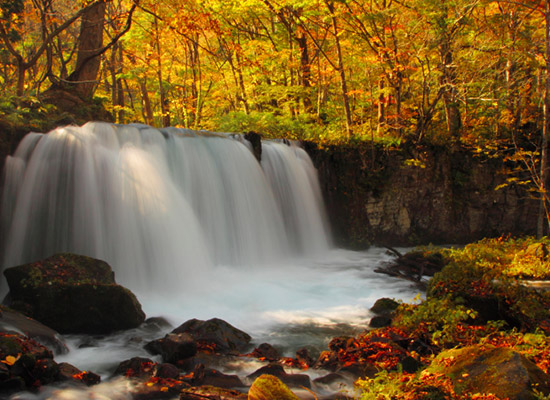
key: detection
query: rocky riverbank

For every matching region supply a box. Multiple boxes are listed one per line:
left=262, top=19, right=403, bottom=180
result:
left=1, top=245, right=549, bottom=400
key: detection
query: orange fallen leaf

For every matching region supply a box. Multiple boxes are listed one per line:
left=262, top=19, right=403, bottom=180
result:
left=1, top=354, right=20, bottom=366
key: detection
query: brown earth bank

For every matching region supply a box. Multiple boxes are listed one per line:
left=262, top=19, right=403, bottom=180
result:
left=303, top=142, right=539, bottom=248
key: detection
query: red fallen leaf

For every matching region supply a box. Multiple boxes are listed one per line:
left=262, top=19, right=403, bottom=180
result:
left=181, top=372, right=194, bottom=379
left=72, top=371, right=87, bottom=380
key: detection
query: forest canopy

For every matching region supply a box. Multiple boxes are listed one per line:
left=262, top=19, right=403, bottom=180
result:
left=0, top=0, right=549, bottom=145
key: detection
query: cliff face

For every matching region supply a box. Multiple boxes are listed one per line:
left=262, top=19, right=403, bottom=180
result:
left=305, top=142, right=539, bottom=248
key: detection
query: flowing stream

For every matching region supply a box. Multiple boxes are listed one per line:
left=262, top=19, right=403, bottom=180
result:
left=0, top=122, right=420, bottom=399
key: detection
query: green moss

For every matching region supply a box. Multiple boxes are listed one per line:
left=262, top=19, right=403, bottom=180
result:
left=427, top=345, right=548, bottom=399
left=0, top=335, right=23, bottom=357
left=425, top=237, right=550, bottom=331
left=370, top=298, right=400, bottom=315
left=4, top=253, right=115, bottom=290
left=248, top=374, right=299, bottom=400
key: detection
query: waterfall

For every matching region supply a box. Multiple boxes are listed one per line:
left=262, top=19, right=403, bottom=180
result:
left=0, top=122, right=331, bottom=294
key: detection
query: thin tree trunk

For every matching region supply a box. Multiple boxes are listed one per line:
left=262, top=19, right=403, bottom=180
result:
left=140, top=80, right=154, bottom=125
left=395, top=78, right=403, bottom=136
left=297, top=30, right=312, bottom=112
left=153, top=17, right=170, bottom=127
left=110, top=43, right=118, bottom=116
left=16, top=58, right=26, bottom=96
left=378, top=79, right=385, bottom=135
left=325, top=0, right=352, bottom=137
left=538, top=0, right=550, bottom=237
left=440, top=42, right=462, bottom=138
left=116, top=44, right=125, bottom=122
left=235, top=51, right=250, bottom=114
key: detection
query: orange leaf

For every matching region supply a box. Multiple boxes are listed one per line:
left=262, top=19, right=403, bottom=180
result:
left=1, top=354, right=20, bottom=366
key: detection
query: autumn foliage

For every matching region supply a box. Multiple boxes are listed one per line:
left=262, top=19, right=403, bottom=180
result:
left=0, top=0, right=549, bottom=145
left=357, top=237, right=550, bottom=399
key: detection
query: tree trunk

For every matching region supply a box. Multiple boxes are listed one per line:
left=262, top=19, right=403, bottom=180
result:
left=16, top=57, right=26, bottom=96
left=235, top=51, right=250, bottom=115
left=69, top=0, right=107, bottom=99
left=153, top=17, right=170, bottom=127
left=325, top=0, right=352, bottom=137
left=140, top=80, right=154, bottom=125
left=296, top=30, right=312, bottom=112
left=110, top=43, right=118, bottom=118
left=538, top=0, right=550, bottom=237
left=440, top=43, right=462, bottom=138
left=378, top=79, right=386, bottom=135
left=395, top=77, right=403, bottom=136
left=116, top=45, right=125, bottom=123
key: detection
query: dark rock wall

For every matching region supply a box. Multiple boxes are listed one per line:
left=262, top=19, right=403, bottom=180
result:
left=0, top=121, right=32, bottom=171
left=304, top=142, right=539, bottom=248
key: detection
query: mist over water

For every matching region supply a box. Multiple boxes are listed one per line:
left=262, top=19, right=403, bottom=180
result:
left=0, top=122, right=420, bottom=399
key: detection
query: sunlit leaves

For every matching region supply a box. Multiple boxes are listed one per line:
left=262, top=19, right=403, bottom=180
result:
left=0, top=0, right=548, bottom=144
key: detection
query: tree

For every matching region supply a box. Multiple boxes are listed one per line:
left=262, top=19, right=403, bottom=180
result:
left=0, top=0, right=103, bottom=96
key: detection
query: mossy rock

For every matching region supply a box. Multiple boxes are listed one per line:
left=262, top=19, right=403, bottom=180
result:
left=3, top=253, right=145, bottom=334
left=0, top=306, right=67, bottom=354
left=17, top=284, right=145, bottom=334
left=180, top=385, right=248, bottom=399
left=248, top=374, right=300, bottom=400
left=0, top=332, right=53, bottom=361
left=0, top=332, right=78, bottom=394
left=370, top=298, right=400, bottom=315
left=4, top=253, right=115, bottom=292
left=427, top=344, right=550, bottom=400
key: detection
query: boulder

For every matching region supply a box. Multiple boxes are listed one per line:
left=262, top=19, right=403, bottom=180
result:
left=0, top=305, right=67, bottom=354
left=370, top=298, right=400, bottom=316
left=156, top=363, right=181, bottom=379
left=427, top=344, right=550, bottom=400
left=172, top=318, right=251, bottom=354
left=247, top=364, right=311, bottom=388
left=0, top=332, right=99, bottom=393
left=3, top=253, right=146, bottom=334
left=295, top=347, right=315, bottom=368
left=248, top=343, right=280, bottom=362
left=368, top=315, right=393, bottom=328
left=57, top=362, right=100, bottom=386
left=191, top=364, right=245, bottom=389
left=313, top=372, right=346, bottom=385
left=131, top=377, right=190, bottom=400
left=113, top=358, right=190, bottom=400
left=180, top=385, right=247, bottom=400
left=248, top=374, right=300, bottom=400
left=145, top=333, right=198, bottom=365
left=113, top=357, right=157, bottom=379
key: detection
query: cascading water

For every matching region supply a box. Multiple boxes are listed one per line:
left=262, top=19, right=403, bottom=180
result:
left=0, top=122, right=420, bottom=399
left=261, top=141, right=331, bottom=254
left=1, top=122, right=330, bottom=295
